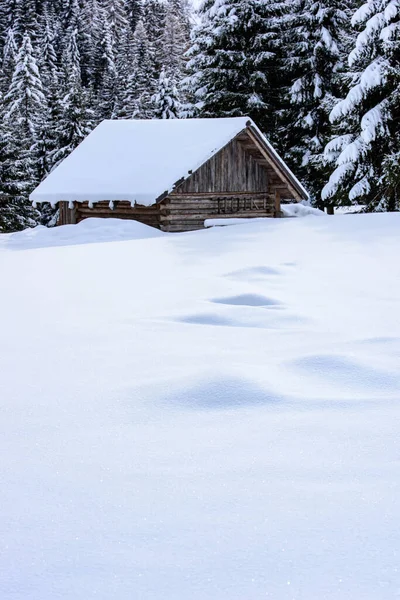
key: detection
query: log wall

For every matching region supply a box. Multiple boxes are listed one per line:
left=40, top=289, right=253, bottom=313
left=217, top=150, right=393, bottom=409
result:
left=160, top=193, right=275, bottom=232
left=59, top=201, right=161, bottom=228
left=59, top=201, right=77, bottom=225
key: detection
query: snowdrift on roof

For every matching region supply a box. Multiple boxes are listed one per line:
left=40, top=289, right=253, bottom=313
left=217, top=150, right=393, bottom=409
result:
left=30, top=117, right=308, bottom=207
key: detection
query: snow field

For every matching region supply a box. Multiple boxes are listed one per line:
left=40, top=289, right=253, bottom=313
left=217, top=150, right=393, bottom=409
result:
left=1, top=213, right=400, bottom=599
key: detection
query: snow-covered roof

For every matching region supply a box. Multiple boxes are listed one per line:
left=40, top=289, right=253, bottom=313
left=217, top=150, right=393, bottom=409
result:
left=30, top=117, right=308, bottom=206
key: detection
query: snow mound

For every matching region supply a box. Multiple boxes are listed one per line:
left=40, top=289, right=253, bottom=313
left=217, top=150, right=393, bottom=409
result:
left=281, top=203, right=326, bottom=217
left=162, top=376, right=283, bottom=410
left=2, top=218, right=164, bottom=250
left=1, top=212, right=400, bottom=599
left=204, top=217, right=270, bottom=228
left=291, top=354, right=400, bottom=396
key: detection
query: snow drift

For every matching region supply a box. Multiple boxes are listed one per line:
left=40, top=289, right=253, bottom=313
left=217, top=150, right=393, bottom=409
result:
left=1, top=213, right=400, bottom=600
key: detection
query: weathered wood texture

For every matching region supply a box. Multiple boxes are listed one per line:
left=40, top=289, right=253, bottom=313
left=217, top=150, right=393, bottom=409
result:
left=59, top=201, right=161, bottom=227
left=159, top=195, right=275, bottom=232
left=59, top=201, right=77, bottom=224
left=175, top=138, right=268, bottom=195
left=235, top=130, right=299, bottom=202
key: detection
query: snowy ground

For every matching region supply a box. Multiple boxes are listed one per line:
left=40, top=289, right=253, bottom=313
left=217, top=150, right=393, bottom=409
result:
left=1, top=214, right=400, bottom=600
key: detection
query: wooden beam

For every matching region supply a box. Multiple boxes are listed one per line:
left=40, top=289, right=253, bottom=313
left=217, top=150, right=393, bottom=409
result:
left=246, top=129, right=302, bottom=201
left=274, top=190, right=281, bottom=218
left=169, top=191, right=271, bottom=199
left=69, top=201, right=77, bottom=224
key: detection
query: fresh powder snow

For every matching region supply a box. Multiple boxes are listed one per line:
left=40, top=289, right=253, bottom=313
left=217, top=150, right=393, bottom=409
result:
left=1, top=213, right=400, bottom=599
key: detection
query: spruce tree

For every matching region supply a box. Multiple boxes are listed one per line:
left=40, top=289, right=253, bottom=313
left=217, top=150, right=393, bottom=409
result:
left=1, top=26, right=18, bottom=92
left=186, top=0, right=282, bottom=135
left=14, top=0, right=39, bottom=43
left=142, top=0, right=166, bottom=75
left=153, top=68, right=181, bottom=118
left=97, top=17, right=118, bottom=119
left=322, top=0, right=400, bottom=211
left=39, top=11, right=60, bottom=89
left=104, top=0, right=130, bottom=46
left=62, top=0, right=80, bottom=32
left=161, top=2, right=188, bottom=78
left=126, top=0, right=142, bottom=32
left=53, top=27, right=94, bottom=167
left=280, top=1, right=354, bottom=204
left=131, top=19, right=157, bottom=117
left=5, top=33, right=46, bottom=140
left=79, top=0, right=103, bottom=87
left=0, top=94, right=40, bottom=231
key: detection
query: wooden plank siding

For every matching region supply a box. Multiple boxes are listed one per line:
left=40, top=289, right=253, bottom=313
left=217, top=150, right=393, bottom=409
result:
left=58, top=129, right=299, bottom=231
left=175, top=138, right=268, bottom=195
left=75, top=201, right=160, bottom=227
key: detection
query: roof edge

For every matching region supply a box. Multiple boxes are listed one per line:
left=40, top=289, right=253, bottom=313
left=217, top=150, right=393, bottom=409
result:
left=245, top=120, right=309, bottom=201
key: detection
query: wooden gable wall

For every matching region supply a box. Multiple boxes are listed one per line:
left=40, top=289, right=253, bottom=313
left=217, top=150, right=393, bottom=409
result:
left=160, top=133, right=280, bottom=232
left=174, top=137, right=269, bottom=195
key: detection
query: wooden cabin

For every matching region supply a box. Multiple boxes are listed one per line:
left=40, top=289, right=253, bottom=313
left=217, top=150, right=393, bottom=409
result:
left=30, top=117, right=308, bottom=232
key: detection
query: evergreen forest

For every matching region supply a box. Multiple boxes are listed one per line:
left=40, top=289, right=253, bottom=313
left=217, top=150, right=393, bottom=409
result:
left=0, top=0, right=399, bottom=231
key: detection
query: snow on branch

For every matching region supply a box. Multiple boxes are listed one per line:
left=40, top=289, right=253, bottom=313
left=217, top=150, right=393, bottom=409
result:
left=360, top=101, right=389, bottom=144
left=330, top=59, right=386, bottom=122
left=352, top=2, right=378, bottom=27
left=349, top=14, right=386, bottom=66
left=337, top=138, right=365, bottom=166
left=349, top=176, right=371, bottom=201
left=321, top=162, right=355, bottom=200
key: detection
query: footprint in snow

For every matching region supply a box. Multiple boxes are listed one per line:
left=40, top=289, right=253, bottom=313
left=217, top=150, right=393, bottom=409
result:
left=177, top=311, right=308, bottom=330
left=178, top=313, right=234, bottom=327
left=211, top=294, right=283, bottom=308
left=225, top=266, right=282, bottom=280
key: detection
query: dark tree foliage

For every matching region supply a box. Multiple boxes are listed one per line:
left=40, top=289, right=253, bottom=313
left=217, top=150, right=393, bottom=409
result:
left=0, top=0, right=190, bottom=232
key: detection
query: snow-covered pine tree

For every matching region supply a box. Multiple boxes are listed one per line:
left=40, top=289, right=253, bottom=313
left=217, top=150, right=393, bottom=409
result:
left=113, top=22, right=137, bottom=118
left=51, top=84, right=94, bottom=169
left=169, top=0, right=192, bottom=36
left=153, top=68, right=181, bottom=118
left=322, top=0, right=400, bottom=211
left=0, top=36, right=43, bottom=232
left=104, top=0, right=130, bottom=46
left=4, top=33, right=46, bottom=147
left=53, top=27, right=94, bottom=168
left=162, top=1, right=189, bottom=78
left=131, top=19, right=157, bottom=118
left=79, top=0, right=103, bottom=87
left=1, top=26, right=18, bottom=92
left=142, top=0, right=167, bottom=75
left=62, top=0, right=80, bottom=32
left=186, top=0, right=282, bottom=135
left=97, top=17, right=118, bottom=119
left=0, top=122, right=40, bottom=232
left=39, top=10, right=60, bottom=89
left=280, top=1, right=354, bottom=204
left=0, top=0, right=8, bottom=53
left=0, top=0, right=14, bottom=58
left=125, top=0, right=142, bottom=32
left=13, top=0, right=39, bottom=43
